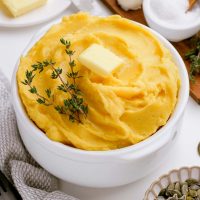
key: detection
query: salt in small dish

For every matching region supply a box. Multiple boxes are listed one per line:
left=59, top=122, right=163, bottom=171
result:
left=143, top=0, right=200, bottom=42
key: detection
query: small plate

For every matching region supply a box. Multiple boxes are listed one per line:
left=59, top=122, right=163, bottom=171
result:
left=0, top=0, right=71, bottom=28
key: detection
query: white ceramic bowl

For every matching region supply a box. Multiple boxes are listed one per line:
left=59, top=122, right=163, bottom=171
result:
left=143, top=0, right=200, bottom=42
left=11, top=18, right=189, bottom=188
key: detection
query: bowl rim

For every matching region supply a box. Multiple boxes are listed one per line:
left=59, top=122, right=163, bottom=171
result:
left=11, top=15, right=189, bottom=159
left=143, top=0, right=200, bottom=31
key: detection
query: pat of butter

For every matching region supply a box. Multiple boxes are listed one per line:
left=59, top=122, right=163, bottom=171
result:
left=78, top=44, right=123, bottom=77
left=2, top=0, right=47, bottom=17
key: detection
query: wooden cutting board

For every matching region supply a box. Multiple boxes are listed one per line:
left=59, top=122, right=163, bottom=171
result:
left=102, top=0, right=200, bottom=104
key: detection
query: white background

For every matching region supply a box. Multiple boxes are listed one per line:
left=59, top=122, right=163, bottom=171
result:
left=0, top=1, right=200, bottom=200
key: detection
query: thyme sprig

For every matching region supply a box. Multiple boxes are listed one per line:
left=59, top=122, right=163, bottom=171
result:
left=21, top=70, right=53, bottom=106
left=21, top=39, right=88, bottom=123
left=185, top=33, right=200, bottom=82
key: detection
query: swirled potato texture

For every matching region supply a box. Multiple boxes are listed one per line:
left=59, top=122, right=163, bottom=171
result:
left=17, top=13, right=180, bottom=150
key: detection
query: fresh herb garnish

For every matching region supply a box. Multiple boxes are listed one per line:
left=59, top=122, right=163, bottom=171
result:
left=22, top=70, right=53, bottom=106
left=185, top=33, right=200, bottom=82
left=21, top=38, right=88, bottom=123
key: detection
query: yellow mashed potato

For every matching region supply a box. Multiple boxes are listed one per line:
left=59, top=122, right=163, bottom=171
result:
left=17, top=13, right=180, bottom=151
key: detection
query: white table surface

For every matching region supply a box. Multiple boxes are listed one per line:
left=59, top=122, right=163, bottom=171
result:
left=0, top=1, right=200, bottom=200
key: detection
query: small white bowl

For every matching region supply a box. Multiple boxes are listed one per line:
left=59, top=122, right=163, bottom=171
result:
left=143, top=0, right=200, bottom=42
left=11, top=18, right=189, bottom=188
left=144, top=166, right=200, bottom=200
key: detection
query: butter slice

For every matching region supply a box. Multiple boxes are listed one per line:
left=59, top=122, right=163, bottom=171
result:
left=2, top=0, right=47, bottom=17
left=78, top=44, right=123, bottom=77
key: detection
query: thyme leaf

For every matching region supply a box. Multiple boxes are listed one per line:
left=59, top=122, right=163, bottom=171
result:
left=185, top=33, right=200, bottom=82
left=21, top=39, right=88, bottom=124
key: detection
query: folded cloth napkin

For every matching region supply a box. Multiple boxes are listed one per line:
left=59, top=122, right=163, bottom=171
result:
left=0, top=71, right=79, bottom=200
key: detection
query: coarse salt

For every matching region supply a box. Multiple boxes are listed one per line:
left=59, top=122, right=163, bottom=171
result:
left=149, top=0, right=200, bottom=28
